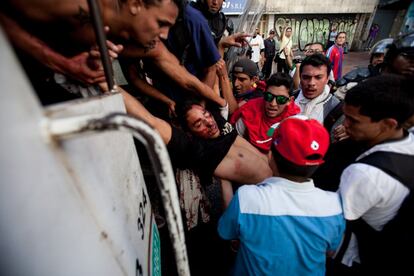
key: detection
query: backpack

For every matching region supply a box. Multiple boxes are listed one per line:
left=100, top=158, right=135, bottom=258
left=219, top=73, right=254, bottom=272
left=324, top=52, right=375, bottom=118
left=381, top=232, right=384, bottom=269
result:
left=323, top=95, right=343, bottom=133
left=348, top=151, right=414, bottom=274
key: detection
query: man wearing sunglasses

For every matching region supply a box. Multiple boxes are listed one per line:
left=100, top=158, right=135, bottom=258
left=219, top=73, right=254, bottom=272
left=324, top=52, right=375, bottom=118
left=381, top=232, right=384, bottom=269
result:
left=230, top=73, right=300, bottom=154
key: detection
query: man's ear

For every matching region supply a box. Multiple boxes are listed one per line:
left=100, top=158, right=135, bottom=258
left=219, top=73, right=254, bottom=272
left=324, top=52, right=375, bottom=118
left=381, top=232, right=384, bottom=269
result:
left=381, top=118, right=399, bottom=131
left=128, top=0, right=142, bottom=15
left=252, top=76, right=259, bottom=83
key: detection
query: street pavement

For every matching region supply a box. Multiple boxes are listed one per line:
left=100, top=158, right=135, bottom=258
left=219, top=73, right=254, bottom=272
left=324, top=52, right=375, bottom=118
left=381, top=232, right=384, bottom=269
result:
left=343, top=50, right=370, bottom=75
left=269, top=50, right=371, bottom=78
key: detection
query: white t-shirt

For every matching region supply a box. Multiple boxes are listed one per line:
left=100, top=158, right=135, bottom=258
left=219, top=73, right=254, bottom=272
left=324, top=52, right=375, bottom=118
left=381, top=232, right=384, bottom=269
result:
left=249, top=35, right=265, bottom=63
left=339, top=133, right=414, bottom=266
left=329, top=31, right=338, bottom=42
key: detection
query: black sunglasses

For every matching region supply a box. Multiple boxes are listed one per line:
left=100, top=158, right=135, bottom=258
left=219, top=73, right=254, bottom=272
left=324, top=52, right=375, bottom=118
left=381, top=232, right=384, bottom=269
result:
left=263, top=92, right=290, bottom=105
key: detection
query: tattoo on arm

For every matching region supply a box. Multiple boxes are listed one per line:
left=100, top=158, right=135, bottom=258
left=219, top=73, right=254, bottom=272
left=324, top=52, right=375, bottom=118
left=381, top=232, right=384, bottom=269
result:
left=74, top=6, right=91, bottom=26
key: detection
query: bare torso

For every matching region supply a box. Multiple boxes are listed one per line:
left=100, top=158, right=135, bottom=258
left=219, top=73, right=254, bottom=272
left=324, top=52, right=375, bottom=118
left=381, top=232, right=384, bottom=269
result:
left=214, top=136, right=273, bottom=184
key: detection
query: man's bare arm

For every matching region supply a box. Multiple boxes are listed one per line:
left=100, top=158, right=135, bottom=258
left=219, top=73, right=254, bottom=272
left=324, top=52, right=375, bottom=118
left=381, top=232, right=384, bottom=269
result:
left=0, top=12, right=106, bottom=84
left=216, top=59, right=238, bottom=114
left=127, top=64, right=176, bottom=114
left=155, top=44, right=226, bottom=106
left=284, top=48, right=293, bottom=69
left=202, top=63, right=218, bottom=89
left=129, top=42, right=226, bottom=107
left=293, top=63, right=301, bottom=90
left=218, top=32, right=251, bottom=57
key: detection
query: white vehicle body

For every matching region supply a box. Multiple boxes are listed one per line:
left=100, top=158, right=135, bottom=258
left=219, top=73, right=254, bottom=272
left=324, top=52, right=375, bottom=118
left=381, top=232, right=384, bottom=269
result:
left=0, top=27, right=189, bottom=276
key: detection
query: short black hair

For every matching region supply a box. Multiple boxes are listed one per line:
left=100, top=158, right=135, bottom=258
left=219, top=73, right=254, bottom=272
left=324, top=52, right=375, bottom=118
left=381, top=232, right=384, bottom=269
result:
left=272, top=147, right=319, bottom=178
left=345, top=74, right=414, bottom=125
left=311, top=42, right=325, bottom=51
left=266, top=72, right=293, bottom=95
left=299, top=53, right=332, bottom=76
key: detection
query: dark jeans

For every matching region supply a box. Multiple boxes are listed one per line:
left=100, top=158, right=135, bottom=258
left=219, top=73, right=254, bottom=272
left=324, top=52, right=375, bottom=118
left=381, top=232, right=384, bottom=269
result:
left=276, top=57, right=289, bottom=73
left=262, top=55, right=274, bottom=79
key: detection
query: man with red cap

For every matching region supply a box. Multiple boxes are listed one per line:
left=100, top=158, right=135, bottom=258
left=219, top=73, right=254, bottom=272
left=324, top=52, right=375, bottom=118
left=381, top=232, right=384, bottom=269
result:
left=218, top=115, right=345, bottom=276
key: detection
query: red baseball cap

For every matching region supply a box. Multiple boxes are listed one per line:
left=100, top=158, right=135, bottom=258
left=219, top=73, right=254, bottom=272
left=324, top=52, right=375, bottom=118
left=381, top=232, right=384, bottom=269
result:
left=272, top=116, right=329, bottom=166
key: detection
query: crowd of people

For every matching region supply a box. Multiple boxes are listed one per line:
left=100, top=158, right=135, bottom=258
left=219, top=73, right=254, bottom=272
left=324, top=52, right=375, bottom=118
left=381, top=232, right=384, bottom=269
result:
left=1, top=0, right=413, bottom=275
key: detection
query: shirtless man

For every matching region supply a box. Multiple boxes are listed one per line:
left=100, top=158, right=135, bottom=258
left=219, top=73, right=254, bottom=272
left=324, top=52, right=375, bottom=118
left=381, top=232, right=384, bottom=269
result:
left=0, top=0, right=226, bottom=107
left=122, top=89, right=272, bottom=185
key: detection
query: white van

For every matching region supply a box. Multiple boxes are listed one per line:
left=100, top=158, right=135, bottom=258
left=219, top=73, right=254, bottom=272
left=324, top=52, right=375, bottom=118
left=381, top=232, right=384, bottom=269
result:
left=0, top=26, right=189, bottom=276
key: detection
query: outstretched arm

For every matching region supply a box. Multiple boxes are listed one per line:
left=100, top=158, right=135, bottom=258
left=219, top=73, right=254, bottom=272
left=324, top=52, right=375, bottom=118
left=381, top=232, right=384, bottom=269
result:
left=126, top=63, right=176, bottom=116
left=293, top=63, right=301, bottom=90
left=284, top=48, right=293, bottom=70
left=153, top=43, right=226, bottom=107
left=123, top=42, right=226, bottom=107
left=118, top=86, right=172, bottom=144
left=0, top=12, right=107, bottom=85
left=218, top=32, right=251, bottom=57
left=216, top=59, right=238, bottom=115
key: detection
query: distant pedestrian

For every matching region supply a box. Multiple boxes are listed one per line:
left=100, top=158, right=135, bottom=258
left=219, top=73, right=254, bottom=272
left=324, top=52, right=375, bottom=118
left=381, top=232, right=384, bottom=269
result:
left=365, top=24, right=380, bottom=50
left=262, top=30, right=276, bottom=79
left=276, top=26, right=293, bottom=73
left=249, top=28, right=265, bottom=71
left=327, top=32, right=346, bottom=80
left=326, top=25, right=338, bottom=50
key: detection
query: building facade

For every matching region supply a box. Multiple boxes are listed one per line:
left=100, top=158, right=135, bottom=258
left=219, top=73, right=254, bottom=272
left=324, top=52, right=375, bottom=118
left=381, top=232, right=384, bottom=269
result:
left=223, top=0, right=380, bottom=50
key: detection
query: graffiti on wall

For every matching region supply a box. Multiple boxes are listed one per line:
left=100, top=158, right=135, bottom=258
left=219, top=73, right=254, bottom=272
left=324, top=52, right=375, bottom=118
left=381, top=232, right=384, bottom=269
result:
left=274, top=15, right=358, bottom=50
